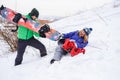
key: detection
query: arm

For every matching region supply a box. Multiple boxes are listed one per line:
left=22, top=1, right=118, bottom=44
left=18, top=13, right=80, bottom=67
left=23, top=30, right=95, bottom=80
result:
left=63, top=30, right=78, bottom=39
left=76, top=41, right=88, bottom=48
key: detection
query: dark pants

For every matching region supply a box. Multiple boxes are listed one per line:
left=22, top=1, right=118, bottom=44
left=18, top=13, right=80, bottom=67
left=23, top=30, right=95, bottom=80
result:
left=15, top=37, right=47, bottom=65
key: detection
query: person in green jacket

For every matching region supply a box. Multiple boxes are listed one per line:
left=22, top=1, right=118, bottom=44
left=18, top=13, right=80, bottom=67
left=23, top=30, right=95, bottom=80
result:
left=15, top=8, right=48, bottom=66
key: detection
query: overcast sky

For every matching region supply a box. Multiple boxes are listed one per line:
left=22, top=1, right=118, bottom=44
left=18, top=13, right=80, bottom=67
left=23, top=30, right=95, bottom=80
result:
left=0, top=0, right=113, bottom=16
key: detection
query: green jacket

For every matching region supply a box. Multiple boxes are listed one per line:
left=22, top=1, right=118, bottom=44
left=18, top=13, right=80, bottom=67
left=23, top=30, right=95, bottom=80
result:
left=17, top=14, right=40, bottom=40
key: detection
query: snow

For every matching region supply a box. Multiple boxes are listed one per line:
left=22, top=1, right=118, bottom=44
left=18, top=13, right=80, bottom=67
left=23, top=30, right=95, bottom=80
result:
left=0, top=1, right=120, bottom=80
left=0, top=0, right=113, bottom=17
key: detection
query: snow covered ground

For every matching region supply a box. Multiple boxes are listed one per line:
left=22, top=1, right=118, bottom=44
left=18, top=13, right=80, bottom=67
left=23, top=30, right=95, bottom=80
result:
left=0, top=0, right=112, bottom=17
left=0, top=2, right=120, bottom=80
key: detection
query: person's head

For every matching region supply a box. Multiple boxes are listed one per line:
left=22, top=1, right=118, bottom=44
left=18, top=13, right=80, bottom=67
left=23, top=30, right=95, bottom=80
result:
left=79, top=27, right=93, bottom=42
left=29, top=8, right=39, bottom=20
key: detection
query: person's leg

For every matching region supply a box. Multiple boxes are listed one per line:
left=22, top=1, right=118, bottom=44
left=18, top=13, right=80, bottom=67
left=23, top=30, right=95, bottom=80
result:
left=28, top=37, right=47, bottom=57
left=50, top=45, right=67, bottom=64
left=15, top=39, right=27, bottom=66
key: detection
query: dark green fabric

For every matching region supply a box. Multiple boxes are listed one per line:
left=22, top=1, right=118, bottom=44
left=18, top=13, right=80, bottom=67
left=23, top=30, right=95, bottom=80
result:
left=17, top=14, right=40, bottom=40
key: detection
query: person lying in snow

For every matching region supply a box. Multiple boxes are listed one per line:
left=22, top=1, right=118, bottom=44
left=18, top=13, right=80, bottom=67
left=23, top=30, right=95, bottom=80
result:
left=50, top=27, right=93, bottom=64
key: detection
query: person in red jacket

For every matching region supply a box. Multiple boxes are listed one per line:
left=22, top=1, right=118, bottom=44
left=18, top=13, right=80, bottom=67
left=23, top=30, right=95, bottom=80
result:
left=50, top=27, right=93, bottom=64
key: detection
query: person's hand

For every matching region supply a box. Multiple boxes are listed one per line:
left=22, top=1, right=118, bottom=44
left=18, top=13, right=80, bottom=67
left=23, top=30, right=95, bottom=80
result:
left=58, top=34, right=64, bottom=40
left=38, top=24, right=50, bottom=38
left=13, top=13, right=22, bottom=23
left=0, top=5, right=5, bottom=11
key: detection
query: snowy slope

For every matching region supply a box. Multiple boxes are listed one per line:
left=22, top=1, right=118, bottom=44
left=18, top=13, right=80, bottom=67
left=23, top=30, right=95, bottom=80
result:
left=0, top=3, right=120, bottom=80
left=0, top=0, right=112, bottom=17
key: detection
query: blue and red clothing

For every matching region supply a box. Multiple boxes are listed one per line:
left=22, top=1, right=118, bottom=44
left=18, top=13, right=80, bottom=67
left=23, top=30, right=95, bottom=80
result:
left=63, top=30, right=88, bottom=48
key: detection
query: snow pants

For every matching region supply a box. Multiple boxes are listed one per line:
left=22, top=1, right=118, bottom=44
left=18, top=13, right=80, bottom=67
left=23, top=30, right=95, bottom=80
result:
left=53, top=44, right=68, bottom=61
left=15, top=37, right=47, bottom=65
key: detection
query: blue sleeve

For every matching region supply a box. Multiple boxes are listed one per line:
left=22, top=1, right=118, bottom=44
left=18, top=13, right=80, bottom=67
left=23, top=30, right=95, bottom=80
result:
left=63, top=30, right=78, bottom=39
left=77, top=41, right=88, bottom=48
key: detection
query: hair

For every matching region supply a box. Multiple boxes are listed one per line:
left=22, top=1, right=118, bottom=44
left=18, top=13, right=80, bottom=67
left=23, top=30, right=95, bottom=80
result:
left=79, top=30, right=88, bottom=43
left=83, top=35, right=88, bottom=43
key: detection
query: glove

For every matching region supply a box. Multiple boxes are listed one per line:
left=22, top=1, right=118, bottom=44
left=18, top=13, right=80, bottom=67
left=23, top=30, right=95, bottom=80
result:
left=13, top=13, right=22, bottom=23
left=40, top=24, right=50, bottom=33
left=39, top=30, right=46, bottom=38
left=0, top=5, right=5, bottom=10
left=38, top=24, right=50, bottom=38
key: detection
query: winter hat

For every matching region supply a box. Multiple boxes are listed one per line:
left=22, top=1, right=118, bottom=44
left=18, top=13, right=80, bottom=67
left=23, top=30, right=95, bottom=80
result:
left=83, top=27, right=93, bottom=36
left=29, top=8, right=39, bottom=18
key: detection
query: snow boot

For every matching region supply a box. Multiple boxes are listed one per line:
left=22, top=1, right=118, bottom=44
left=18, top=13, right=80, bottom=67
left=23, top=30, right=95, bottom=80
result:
left=50, top=59, right=55, bottom=64
left=14, top=61, right=22, bottom=66
left=41, top=53, right=47, bottom=57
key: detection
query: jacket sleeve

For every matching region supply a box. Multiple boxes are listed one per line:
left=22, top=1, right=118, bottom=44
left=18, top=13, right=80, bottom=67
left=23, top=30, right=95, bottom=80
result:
left=33, top=32, right=40, bottom=37
left=63, top=30, right=78, bottom=39
left=76, top=41, right=88, bottom=48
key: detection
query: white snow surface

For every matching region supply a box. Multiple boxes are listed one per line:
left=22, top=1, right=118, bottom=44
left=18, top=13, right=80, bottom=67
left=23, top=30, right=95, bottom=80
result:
left=0, top=2, right=120, bottom=80
left=0, top=0, right=112, bottom=17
